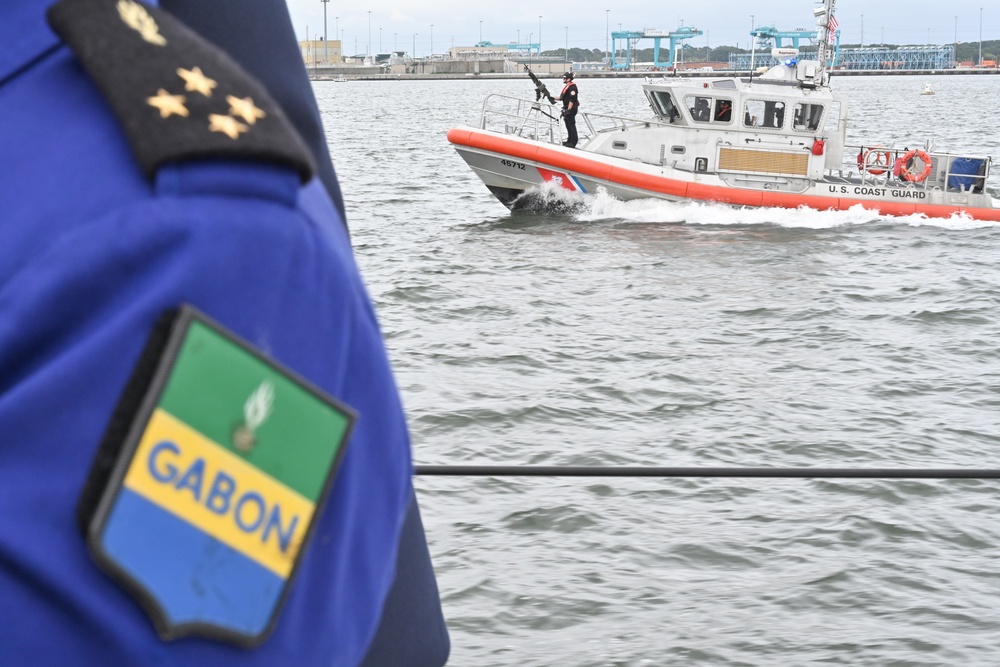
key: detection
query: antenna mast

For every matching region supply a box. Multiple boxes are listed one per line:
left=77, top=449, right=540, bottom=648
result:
left=814, top=0, right=837, bottom=77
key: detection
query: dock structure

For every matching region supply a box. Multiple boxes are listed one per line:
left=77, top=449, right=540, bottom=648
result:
left=835, top=45, right=957, bottom=70
left=731, top=44, right=957, bottom=71
left=476, top=40, right=540, bottom=56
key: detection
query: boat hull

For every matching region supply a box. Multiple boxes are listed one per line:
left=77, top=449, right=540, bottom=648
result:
left=448, top=127, right=1000, bottom=222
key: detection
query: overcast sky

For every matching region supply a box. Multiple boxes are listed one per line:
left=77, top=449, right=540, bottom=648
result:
left=286, top=0, right=994, bottom=57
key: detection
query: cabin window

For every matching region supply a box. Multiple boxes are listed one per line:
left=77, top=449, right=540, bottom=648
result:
left=713, top=99, right=733, bottom=123
left=650, top=91, right=681, bottom=123
left=742, top=100, right=786, bottom=129
left=686, top=96, right=732, bottom=123
left=686, top=95, right=713, bottom=122
left=612, top=141, right=628, bottom=150
left=792, top=103, right=823, bottom=132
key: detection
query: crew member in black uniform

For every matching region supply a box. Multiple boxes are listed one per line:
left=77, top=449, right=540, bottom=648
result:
left=557, top=71, right=579, bottom=148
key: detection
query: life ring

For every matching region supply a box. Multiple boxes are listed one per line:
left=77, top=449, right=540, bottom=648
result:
left=860, top=148, right=892, bottom=175
left=899, top=149, right=933, bottom=183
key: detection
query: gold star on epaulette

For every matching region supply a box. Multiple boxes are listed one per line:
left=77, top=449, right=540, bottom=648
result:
left=147, top=89, right=188, bottom=118
left=117, top=0, right=166, bottom=46
left=177, top=67, right=217, bottom=97
left=227, top=96, right=267, bottom=126
left=208, top=114, right=249, bottom=140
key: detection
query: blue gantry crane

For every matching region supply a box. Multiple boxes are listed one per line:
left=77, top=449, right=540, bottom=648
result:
left=751, top=25, right=818, bottom=49
left=610, top=26, right=704, bottom=70
left=729, top=25, right=839, bottom=70
left=476, top=40, right=540, bottom=55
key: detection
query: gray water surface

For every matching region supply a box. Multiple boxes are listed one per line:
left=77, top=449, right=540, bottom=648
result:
left=316, top=75, right=1000, bottom=666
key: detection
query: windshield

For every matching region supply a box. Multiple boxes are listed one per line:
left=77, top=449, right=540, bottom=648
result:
left=649, top=90, right=680, bottom=123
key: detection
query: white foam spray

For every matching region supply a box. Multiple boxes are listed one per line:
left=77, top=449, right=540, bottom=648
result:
left=573, top=187, right=996, bottom=231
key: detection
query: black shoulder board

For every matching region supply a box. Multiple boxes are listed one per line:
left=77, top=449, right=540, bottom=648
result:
left=47, top=0, right=315, bottom=183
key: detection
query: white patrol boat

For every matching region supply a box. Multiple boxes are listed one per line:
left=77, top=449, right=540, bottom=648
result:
left=448, top=0, right=999, bottom=222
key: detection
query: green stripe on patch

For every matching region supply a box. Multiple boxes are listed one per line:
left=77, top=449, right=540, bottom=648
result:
left=157, top=321, right=349, bottom=501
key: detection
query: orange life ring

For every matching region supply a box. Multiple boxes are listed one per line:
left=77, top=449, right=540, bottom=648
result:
left=861, top=148, right=892, bottom=175
left=899, top=149, right=933, bottom=183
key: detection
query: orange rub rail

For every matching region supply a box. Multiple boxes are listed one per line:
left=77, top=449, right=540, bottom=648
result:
left=448, top=128, right=1000, bottom=222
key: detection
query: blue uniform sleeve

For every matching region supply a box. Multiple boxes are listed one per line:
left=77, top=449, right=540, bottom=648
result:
left=0, top=162, right=411, bottom=666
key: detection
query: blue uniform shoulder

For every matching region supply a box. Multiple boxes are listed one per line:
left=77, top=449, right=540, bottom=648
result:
left=46, top=0, right=314, bottom=183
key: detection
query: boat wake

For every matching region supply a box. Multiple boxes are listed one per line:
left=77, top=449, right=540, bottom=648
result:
left=574, top=188, right=997, bottom=231
left=510, top=181, right=592, bottom=215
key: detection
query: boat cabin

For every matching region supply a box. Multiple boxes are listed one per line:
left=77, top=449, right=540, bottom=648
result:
left=614, top=58, right=850, bottom=186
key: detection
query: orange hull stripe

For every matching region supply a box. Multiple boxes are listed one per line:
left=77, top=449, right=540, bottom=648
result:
left=448, top=128, right=1000, bottom=222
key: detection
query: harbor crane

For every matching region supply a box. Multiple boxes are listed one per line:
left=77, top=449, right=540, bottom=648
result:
left=610, top=26, right=703, bottom=70
left=750, top=25, right=819, bottom=50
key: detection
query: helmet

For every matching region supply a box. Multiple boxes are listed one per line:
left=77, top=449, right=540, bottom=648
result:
left=562, top=71, right=574, bottom=80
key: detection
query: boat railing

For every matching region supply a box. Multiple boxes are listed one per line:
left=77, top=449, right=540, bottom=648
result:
left=579, top=110, right=672, bottom=137
left=840, top=144, right=991, bottom=194
left=480, top=94, right=565, bottom=144
left=479, top=93, right=664, bottom=147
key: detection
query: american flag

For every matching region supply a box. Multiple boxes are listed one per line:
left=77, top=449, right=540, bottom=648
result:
left=827, top=15, right=839, bottom=44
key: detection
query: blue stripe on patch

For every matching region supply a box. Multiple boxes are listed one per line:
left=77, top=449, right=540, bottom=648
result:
left=570, top=175, right=587, bottom=193
left=102, top=488, right=285, bottom=635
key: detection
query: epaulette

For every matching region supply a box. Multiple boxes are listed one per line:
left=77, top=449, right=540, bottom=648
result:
left=47, top=0, right=315, bottom=183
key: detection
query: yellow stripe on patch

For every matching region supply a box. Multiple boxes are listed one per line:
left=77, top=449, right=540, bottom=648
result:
left=123, top=408, right=314, bottom=577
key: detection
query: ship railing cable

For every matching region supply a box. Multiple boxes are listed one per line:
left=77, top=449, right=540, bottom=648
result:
left=415, top=465, right=1000, bottom=479
left=482, top=94, right=561, bottom=140
left=481, top=93, right=667, bottom=146
left=847, top=144, right=993, bottom=190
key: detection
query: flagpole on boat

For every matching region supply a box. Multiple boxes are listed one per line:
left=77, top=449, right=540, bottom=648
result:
left=815, top=0, right=837, bottom=80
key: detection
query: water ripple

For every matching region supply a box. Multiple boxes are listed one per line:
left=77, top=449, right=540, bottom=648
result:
left=317, top=75, right=1000, bottom=666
